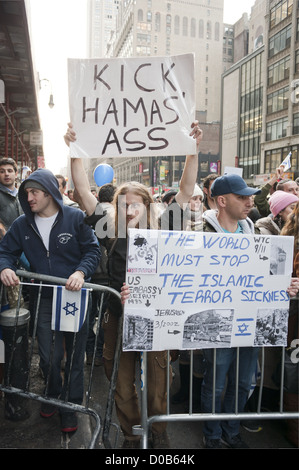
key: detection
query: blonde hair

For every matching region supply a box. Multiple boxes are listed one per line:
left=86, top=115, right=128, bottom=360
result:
left=113, top=181, right=158, bottom=236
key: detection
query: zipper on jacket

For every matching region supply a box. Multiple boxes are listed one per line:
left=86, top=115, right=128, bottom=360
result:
left=30, top=218, right=58, bottom=273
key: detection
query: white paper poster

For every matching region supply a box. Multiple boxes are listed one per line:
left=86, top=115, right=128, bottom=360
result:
left=68, top=54, right=195, bottom=158
left=123, top=229, right=294, bottom=351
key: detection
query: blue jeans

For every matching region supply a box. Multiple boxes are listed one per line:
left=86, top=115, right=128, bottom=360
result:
left=201, top=347, right=259, bottom=439
left=36, top=296, right=89, bottom=406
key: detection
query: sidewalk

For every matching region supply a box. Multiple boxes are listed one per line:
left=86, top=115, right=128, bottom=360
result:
left=0, top=356, right=295, bottom=449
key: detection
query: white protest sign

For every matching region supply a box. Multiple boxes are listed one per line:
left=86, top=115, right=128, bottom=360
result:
left=123, top=229, right=294, bottom=351
left=68, top=54, right=195, bottom=158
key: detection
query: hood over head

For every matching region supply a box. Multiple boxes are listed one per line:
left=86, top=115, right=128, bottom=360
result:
left=19, top=168, right=63, bottom=217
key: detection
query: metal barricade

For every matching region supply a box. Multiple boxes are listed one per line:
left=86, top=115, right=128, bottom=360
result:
left=134, top=325, right=299, bottom=449
left=0, top=269, right=122, bottom=449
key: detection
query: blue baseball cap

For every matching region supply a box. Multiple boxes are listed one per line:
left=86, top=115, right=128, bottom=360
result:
left=211, top=174, right=261, bottom=197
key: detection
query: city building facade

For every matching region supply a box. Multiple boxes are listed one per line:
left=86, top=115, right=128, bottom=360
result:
left=261, top=0, right=299, bottom=180
left=221, top=0, right=299, bottom=184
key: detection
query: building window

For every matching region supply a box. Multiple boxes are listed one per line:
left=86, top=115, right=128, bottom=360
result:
left=166, top=14, right=171, bottom=34
left=270, top=0, right=293, bottom=29
left=138, top=9, right=143, bottom=22
left=269, top=25, right=291, bottom=58
left=296, top=50, right=299, bottom=73
left=137, top=33, right=151, bottom=45
left=155, top=12, right=160, bottom=32
left=240, top=113, right=262, bottom=136
left=265, top=146, right=298, bottom=173
left=266, top=117, right=288, bottom=141
left=199, top=19, right=204, bottom=38
left=215, top=22, right=220, bottom=41
left=137, top=22, right=152, bottom=32
left=183, top=17, right=188, bottom=36
left=207, top=21, right=211, bottom=39
left=294, top=113, right=299, bottom=135
left=239, top=53, right=263, bottom=178
left=174, top=15, right=180, bottom=35
left=268, top=56, right=290, bottom=86
left=267, top=86, right=289, bottom=113
left=241, top=87, right=263, bottom=114
left=136, top=45, right=151, bottom=56
left=191, top=18, right=196, bottom=37
left=265, top=149, right=283, bottom=172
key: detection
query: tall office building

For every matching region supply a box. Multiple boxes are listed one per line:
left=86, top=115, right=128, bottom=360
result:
left=261, top=0, right=299, bottom=178
left=84, top=0, right=121, bottom=183
left=109, top=0, right=224, bottom=124
left=221, top=0, right=299, bottom=183
left=87, top=0, right=120, bottom=58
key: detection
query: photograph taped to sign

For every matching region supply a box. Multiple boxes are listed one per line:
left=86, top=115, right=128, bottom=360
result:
left=123, top=229, right=294, bottom=352
left=127, top=229, right=158, bottom=274
left=68, top=54, right=195, bottom=158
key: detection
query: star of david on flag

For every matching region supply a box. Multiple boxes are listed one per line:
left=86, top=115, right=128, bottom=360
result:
left=51, top=286, right=89, bottom=332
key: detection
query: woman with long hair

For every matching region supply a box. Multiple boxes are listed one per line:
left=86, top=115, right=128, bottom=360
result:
left=65, top=121, right=202, bottom=448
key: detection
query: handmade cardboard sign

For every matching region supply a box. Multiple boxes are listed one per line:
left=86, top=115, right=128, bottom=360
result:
left=68, top=54, right=195, bottom=158
left=123, top=229, right=294, bottom=351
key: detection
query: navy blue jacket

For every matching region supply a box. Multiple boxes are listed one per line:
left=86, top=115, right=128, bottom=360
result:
left=0, top=168, right=100, bottom=281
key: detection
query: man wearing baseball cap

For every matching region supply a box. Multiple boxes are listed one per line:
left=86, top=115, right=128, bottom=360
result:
left=203, top=173, right=261, bottom=234
left=201, top=174, right=283, bottom=448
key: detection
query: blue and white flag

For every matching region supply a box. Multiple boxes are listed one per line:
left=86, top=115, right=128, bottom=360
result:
left=51, top=286, right=89, bottom=332
left=280, top=152, right=292, bottom=172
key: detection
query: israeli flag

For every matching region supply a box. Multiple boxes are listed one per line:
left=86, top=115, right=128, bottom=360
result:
left=51, top=286, right=89, bottom=332
left=280, top=152, right=292, bottom=172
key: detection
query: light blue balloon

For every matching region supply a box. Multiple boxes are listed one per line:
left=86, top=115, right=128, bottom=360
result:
left=93, top=164, right=114, bottom=186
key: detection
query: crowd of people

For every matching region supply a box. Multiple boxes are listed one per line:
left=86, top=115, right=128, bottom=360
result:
left=0, top=122, right=298, bottom=448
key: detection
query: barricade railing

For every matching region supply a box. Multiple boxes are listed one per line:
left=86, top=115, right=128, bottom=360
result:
left=133, top=302, right=299, bottom=449
left=0, top=269, right=122, bottom=449
left=1, top=270, right=298, bottom=449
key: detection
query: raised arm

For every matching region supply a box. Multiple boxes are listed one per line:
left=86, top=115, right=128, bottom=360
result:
left=175, top=121, right=202, bottom=208
left=254, top=165, right=284, bottom=217
left=64, top=123, right=98, bottom=216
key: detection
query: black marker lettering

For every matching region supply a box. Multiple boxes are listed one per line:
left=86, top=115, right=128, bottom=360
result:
left=94, top=64, right=110, bottom=90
